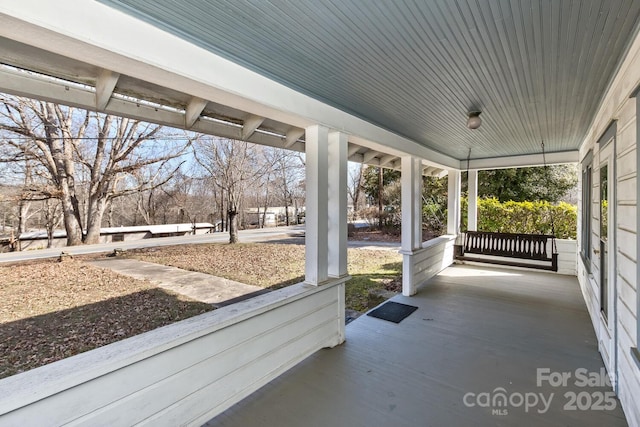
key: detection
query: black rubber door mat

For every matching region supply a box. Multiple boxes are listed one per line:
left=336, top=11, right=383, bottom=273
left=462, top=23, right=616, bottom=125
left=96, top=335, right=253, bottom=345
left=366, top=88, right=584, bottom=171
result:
left=366, top=301, right=418, bottom=323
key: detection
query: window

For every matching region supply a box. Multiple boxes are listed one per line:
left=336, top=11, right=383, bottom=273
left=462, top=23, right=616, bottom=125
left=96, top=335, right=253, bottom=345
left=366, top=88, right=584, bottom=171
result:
left=580, top=150, right=593, bottom=271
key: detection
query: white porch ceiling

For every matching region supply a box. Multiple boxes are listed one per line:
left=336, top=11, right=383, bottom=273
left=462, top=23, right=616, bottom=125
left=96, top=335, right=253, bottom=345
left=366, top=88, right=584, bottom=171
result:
left=94, top=0, right=640, bottom=161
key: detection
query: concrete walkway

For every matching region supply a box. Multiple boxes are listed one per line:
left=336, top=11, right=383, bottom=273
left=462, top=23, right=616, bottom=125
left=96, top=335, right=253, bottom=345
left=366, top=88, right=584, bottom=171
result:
left=89, top=258, right=268, bottom=308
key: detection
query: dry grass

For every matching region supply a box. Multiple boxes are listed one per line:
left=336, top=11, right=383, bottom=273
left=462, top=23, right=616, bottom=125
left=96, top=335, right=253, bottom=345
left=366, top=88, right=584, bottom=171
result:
left=0, top=243, right=402, bottom=379
left=0, top=259, right=212, bottom=379
left=131, top=243, right=306, bottom=289
left=131, top=243, right=402, bottom=311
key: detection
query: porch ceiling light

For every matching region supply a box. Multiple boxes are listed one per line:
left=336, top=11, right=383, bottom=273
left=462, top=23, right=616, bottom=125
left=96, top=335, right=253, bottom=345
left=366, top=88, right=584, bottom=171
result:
left=467, top=111, right=482, bottom=130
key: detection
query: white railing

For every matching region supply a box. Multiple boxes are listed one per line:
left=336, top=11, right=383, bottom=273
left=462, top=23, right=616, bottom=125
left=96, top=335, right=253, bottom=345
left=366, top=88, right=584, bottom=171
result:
left=0, top=278, right=347, bottom=426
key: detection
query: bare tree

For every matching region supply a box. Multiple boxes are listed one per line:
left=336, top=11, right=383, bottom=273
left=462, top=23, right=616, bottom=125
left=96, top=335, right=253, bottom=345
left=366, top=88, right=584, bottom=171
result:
left=0, top=95, right=190, bottom=245
left=347, top=162, right=364, bottom=216
left=195, top=137, right=267, bottom=243
left=271, top=150, right=304, bottom=226
left=43, top=198, right=63, bottom=248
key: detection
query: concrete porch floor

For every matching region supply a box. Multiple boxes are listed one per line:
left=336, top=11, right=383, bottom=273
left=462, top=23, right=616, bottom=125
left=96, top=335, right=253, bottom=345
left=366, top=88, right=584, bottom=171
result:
left=207, top=265, right=628, bottom=427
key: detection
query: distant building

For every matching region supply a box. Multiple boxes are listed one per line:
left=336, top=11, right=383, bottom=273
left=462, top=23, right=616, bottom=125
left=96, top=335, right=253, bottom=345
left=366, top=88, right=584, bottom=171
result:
left=0, top=223, right=216, bottom=252
left=245, top=206, right=303, bottom=227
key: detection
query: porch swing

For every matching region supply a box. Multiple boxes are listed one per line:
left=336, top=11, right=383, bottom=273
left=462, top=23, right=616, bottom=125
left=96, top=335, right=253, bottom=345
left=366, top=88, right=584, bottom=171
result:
left=454, top=143, right=559, bottom=272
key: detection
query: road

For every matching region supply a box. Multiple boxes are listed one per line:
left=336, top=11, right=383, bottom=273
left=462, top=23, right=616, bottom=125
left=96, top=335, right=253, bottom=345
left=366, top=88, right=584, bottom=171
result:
left=0, top=226, right=306, bottom=264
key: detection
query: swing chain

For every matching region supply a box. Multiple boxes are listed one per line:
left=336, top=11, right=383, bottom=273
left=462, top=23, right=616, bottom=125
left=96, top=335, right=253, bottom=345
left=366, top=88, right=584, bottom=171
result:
left=542, top=141, right=558, bottom=254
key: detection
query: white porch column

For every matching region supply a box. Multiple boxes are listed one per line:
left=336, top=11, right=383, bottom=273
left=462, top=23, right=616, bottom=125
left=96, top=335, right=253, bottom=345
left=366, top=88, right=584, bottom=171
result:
left=328, top=131, right=348, bottom=278
left=447, top=169, right=461, bottom=235
left=401, top=156, right=423, bottom=296
left=305, top=125, right=329, bottom=285
left=468, top=169, right=478, bottom=231
left=401, top=156, right=422, bottom=252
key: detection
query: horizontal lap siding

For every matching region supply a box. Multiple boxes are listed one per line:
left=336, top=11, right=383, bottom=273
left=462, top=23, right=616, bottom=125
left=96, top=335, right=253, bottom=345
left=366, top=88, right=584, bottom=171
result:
left=578, top=29, right=640, bottom=427
left=556, top=239, right=577, bottom=275
left=0, top=283, right=344, bottom=426
left=616, top=96, right=640, bottom=427
left=412, top=238, right=455, bottom=286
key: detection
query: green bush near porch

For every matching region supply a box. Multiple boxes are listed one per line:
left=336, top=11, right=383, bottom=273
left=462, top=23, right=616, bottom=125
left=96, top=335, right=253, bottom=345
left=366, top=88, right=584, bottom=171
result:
left=461, top=197, right=577, bottom=239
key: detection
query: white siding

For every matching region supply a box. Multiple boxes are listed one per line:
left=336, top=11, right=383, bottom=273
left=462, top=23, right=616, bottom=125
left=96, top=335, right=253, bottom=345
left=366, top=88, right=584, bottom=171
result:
left=402, top=235, right=455, bottom=288
left=556, top=239, right=578, bottom=276
left=0, top=279, right=346, bottom=426
left=577, top=27, right=640, bottom=427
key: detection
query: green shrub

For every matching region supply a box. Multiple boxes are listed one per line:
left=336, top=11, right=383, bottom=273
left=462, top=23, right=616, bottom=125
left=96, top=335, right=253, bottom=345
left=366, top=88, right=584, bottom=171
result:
left=460, top=197, right=577, bottom=239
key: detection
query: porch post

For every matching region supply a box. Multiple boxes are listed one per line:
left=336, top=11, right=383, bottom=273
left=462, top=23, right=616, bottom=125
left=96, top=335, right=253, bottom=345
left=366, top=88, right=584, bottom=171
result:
left=468, top=169, right=478, bottom=231
left=328, top=131, right=348, bottom=278
left=447, top=169, right=461, bottom=235
left=401, top=156, right=422, bottom=296
left=305, top=125, right=329, bottom=285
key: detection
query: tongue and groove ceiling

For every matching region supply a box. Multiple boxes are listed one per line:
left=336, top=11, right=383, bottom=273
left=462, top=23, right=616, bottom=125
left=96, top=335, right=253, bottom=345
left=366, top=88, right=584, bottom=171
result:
left=97, top=0, right=640, bottom=161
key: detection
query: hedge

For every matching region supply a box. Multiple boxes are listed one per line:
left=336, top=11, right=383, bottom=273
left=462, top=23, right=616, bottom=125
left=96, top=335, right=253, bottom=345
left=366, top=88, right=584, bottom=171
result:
left=460, top=197, right=577, bottom=240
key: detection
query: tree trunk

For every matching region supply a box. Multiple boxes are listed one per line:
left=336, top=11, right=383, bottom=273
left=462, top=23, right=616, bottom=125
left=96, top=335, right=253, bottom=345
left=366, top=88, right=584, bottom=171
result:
left=228, top=209, right=239, bottom=243
left=219, top=192, right=225, bottom=232
left=60, top=191, right=83, bottom=246
left=84, top=196, right=108, bottom=244
left=17, top=199, right=30, bottom=234
left=378, top=166, right=384, bottom=229
left=284, top=195, right=290, bottom=226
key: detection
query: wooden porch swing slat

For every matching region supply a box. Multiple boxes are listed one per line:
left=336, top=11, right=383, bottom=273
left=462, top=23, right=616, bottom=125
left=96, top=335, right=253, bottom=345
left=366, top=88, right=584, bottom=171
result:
left=455, top=231, right=559, bottom=272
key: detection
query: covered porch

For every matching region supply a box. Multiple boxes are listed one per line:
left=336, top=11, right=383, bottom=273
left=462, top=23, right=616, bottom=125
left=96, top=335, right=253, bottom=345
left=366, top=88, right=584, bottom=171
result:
left=0, top=1, right=639, bottom=425
left=210, top=264, right=626, bottom=427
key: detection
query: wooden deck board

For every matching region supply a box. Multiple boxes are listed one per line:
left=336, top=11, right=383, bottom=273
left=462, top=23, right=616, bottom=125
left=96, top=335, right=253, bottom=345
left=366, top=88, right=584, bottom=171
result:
left=206, top=265, right=628, bottom=427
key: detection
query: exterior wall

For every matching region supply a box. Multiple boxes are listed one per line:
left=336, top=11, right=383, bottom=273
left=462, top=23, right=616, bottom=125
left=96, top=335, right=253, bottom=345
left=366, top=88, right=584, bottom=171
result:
left=556, top=239, right=577, bottom=276
left=402, top=235, right=455, bottom=291
left=0, top=279, right=346, bottom=426
left=577, top=29, right=640, bottom=427
left=18, top=238, right=67, bottom=251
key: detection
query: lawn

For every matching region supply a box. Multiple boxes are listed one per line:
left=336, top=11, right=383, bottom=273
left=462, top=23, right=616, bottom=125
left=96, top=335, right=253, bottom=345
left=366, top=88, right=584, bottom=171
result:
left=131, top=243, right=402, bottom=312
left=0, top=243, right=401, bottom=378
left=0, top=259, right=212, bottom=379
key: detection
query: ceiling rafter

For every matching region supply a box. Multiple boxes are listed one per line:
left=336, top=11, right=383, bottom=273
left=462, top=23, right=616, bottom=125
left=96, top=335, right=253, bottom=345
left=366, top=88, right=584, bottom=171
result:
left=362, top=150, right=380, bottom=163
left=95, top=68, right=119, bottom=110
left=185, top=96, right=208, bottom=128
left=379, top=155, right=396, bottom=166
left=284, top=128, right=305, bottom=148
left=347, top=144, right=361, bottom=157
left=241, top=114, right=265, bottom=140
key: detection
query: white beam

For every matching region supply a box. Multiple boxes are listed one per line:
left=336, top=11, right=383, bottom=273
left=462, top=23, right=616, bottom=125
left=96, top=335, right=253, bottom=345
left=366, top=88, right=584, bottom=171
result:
left=435, top=169, right=449, bottom=178
left=241, top=114, right=265, bottom=140
left=284, top=128, right=305, bottom=148
left=305, top=125, right=329, bottom=285
left=467, top=151, right=579, bottom=170
left=328, top=131, right=348, bottom=278
left=185, top=96, right=208, bottom=128
left=0, top=67, right=299, bottom=151
left=362, top=150, right=380, bottom=163
left=423, top=166, right=438, bottom=176
left=348, top=144, right=361, bottom=157
left=379, top=154, right=396, bottom=166
left=468, top=170, right=478, bottom=231
left=95, top=68, right=119, bottom=110
left=447, top=169, right=461, bottom=235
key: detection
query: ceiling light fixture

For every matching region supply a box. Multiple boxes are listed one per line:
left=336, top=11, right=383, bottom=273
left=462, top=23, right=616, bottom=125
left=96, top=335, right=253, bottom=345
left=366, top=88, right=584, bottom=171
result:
left=467, top=111, right=482, bottom=130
